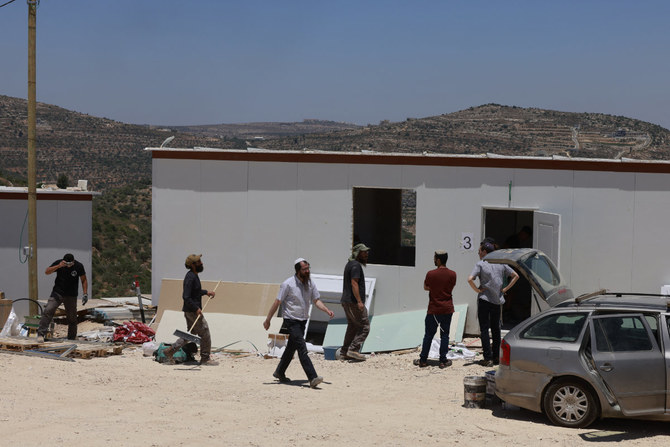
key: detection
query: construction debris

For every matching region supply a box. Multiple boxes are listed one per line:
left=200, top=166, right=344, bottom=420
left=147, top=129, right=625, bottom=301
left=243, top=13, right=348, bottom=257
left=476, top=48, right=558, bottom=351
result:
left=0, top=336, right=127, bottom=360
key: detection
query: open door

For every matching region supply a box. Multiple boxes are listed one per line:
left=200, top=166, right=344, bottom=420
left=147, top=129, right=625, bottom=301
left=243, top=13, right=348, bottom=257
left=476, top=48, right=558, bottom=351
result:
left=533, top=211, right=560, bottom=268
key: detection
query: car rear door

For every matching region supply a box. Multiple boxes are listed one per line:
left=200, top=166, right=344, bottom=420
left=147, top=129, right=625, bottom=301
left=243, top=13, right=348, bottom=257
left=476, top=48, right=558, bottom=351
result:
left=589, top=313, right=666, bottom=416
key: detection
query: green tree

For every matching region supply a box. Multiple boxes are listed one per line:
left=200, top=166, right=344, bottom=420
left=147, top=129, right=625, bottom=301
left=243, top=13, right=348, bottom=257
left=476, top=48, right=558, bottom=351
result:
left=56, top=173, right=69, bottom=189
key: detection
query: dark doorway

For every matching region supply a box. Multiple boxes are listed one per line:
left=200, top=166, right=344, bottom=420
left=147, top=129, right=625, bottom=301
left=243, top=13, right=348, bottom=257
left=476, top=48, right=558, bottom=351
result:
left=483, top=209, right=533, bottom=249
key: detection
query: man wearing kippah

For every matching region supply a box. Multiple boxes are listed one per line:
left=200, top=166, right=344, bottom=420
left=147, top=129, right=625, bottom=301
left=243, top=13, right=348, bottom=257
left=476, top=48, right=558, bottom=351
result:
left=414, top=250, right=457, bottom=369
left=340, top=243, right=371, bottom=361
left=263, top=258, right=334, bottom=388
left=468, top=241, right=519, bottom=367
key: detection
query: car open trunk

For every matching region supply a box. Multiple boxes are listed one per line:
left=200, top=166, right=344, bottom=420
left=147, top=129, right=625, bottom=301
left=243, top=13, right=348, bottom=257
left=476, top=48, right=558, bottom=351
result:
left=484, top=248, right=573, bottom=329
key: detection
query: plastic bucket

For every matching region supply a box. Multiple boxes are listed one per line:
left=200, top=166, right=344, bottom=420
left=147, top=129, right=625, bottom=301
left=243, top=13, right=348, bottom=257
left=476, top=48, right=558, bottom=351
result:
left=323, top=346, right=340, bottom=360
left=463, top=376, right=487, bottom=408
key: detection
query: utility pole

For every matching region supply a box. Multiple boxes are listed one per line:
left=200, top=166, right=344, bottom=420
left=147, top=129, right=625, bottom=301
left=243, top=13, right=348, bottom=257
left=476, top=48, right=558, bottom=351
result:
left=27, top=0, right=39, bottom=315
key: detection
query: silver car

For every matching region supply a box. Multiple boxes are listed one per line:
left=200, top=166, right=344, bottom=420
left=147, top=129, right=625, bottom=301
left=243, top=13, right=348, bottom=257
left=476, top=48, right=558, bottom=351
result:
left=495, top=292, right=670, bottom=427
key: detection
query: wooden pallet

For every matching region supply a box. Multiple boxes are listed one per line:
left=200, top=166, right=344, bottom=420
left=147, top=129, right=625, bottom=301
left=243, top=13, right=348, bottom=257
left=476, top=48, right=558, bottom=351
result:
left=0, top=337, right=41, bottom=351
left=72, top=344, right=125, bottom=359
left=0, top=337, right=126, bottom=359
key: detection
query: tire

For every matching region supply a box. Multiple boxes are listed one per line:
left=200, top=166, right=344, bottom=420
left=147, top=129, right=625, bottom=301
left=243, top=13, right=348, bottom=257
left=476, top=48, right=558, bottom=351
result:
left=542, top=379, right=599, bottom=428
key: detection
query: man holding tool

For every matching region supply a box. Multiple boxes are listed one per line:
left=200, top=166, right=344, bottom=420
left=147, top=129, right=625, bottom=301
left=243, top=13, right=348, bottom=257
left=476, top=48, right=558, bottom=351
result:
left=263, top=258, right=334, bottom=388
left=164, top=254, right=218, bottom=366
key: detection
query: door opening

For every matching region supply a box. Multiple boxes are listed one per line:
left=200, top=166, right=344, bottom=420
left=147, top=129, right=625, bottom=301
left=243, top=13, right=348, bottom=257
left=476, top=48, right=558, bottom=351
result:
left=483, top=209, right=533, bottom=249
left=484, top=208, right=561, bottom=328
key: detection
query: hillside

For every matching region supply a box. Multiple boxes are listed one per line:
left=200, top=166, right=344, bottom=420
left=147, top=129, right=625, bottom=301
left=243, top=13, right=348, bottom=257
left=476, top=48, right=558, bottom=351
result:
left=170, top=119, right=360, bottom=139
left=3, top=95, right=670, bottom=297
left=250, top=104, right=670, bottom=159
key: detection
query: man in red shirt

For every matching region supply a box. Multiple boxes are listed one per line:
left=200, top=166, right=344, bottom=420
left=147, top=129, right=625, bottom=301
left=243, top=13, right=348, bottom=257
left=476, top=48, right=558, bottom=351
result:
left=414, top=250, right=457, bottom=368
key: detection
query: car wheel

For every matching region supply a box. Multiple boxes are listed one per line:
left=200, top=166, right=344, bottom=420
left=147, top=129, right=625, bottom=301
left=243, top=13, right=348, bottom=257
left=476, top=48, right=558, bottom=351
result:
left=543, top=379, right=599, bottom=428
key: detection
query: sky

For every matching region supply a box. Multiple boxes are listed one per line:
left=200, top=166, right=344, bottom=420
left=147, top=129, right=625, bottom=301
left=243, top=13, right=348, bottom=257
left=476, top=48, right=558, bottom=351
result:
left=1, top=1, right=669, bottom=128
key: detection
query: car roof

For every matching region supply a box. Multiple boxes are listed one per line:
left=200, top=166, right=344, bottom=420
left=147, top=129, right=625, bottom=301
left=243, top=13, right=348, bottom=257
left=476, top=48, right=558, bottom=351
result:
left=556, top=292, right=670, bottom=312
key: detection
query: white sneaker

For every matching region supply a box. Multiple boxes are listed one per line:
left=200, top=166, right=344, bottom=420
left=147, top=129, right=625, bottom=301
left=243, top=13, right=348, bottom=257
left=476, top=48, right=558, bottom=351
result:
left=310, top=376, right=324, bottom=388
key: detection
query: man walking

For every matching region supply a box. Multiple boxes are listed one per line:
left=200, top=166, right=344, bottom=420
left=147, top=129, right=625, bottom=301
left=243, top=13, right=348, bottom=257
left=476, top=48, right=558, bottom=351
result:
left=38, top=253, right=88, bottom=341
left=468, top=242, right=519, bottom=366
left=164, top=254, right=218, bottom=366
left=340, top=243, right=371, bottom=361
left=414, top=250, right=456, bottom=369
left=264, top=258, right=334, bottom=388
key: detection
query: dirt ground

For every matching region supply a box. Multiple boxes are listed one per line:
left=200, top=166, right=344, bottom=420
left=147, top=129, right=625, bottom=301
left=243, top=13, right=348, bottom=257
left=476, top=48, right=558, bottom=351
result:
left=1, top=324, right=669, bottom=446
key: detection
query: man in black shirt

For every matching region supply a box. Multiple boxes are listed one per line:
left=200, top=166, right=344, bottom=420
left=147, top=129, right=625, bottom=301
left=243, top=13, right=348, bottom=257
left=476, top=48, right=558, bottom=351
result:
left=38, top=253, right=88, bottom=340
left=164, top=254, right=218, bottom=366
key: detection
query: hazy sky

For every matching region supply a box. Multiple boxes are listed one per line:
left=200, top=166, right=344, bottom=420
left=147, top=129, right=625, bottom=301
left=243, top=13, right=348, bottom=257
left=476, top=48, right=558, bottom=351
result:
left=2, top=1, right=669, bottom=128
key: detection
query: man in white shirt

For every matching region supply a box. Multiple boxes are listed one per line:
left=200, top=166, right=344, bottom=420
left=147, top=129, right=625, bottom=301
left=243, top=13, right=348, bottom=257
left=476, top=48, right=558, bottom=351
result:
left=263, top=258, right=334, bottom=388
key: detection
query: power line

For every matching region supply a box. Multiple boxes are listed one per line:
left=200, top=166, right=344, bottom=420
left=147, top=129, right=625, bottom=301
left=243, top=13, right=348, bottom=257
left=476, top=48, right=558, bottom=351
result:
left=0, top=0, right=18, bottom=9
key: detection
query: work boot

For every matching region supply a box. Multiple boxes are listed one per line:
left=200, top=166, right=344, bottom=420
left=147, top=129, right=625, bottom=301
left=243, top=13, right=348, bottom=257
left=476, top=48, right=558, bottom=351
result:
left=413, top=359, right=428, bottom=367
left=347, top=351, right=366, bottom=361
left=200, top=357, right=219, bottom=366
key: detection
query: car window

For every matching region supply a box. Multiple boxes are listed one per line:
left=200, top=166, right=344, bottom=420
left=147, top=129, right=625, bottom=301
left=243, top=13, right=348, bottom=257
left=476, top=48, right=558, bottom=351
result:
left=594, top=315, right=653, bottom=352
left=521, top=313, right=587, bottom=342
left=645, top=314, right=660, bottom=346
left=521, top=252, right=561, bottom=296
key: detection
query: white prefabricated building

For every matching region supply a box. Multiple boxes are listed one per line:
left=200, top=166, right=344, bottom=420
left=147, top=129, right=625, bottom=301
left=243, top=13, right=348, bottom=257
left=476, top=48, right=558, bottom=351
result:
left=0, top=187, right=96, bottom=320
left=150, top=148, right=670, bottom=335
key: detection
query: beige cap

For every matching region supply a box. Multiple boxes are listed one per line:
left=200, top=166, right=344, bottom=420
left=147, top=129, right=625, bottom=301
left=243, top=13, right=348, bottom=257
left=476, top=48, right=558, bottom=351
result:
left=185, top=254, right=202, bottom=269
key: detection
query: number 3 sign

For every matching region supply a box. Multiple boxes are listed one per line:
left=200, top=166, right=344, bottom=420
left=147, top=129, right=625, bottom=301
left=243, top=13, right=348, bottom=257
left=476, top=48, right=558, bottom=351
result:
left=461, top=232, right=475, bottom=252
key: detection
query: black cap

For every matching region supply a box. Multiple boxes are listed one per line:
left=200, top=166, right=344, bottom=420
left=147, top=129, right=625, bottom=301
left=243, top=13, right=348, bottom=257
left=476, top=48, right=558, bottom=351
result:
left=63, top=253, right=74, bottom=262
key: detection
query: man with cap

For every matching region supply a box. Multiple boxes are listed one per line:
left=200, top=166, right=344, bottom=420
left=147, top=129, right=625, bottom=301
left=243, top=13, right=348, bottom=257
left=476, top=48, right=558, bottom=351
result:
left=414, top=250, right=457, bottom=369
left=340, top=243, right=371, bottom=361
left=38, top=253, right=88, bottom=341
left=164, top=254, right=218, bottom=365
left=263, top=258, right=334, bottom=388
left=468, top=241, right=519, bottom=367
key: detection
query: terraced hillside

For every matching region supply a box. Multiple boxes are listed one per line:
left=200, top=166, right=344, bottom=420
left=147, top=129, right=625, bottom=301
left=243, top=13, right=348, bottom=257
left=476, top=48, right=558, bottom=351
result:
left=253, top=104, right=670, bottom=159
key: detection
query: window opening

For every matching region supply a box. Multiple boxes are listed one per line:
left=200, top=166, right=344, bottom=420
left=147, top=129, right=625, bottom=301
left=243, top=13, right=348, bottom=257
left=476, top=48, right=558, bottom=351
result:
left=353, top=187, right=416, bottom=266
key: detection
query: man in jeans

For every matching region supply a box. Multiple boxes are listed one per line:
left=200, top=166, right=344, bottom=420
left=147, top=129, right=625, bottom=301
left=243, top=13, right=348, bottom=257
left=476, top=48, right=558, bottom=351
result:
left=468, top=241, right=519, bottom=367
left=263, top=258, right=334, bottom=388
left=414, top=250, right=457, bottom=369
left=340, top=243, right=371, bottom=361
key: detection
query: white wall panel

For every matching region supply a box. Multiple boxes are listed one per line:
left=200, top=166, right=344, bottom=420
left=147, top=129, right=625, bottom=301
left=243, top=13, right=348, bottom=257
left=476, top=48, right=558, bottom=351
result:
left=246, top=162, right=299, bottom=282
left=631, top=173, right=670, bottom=291
left=570, top=171, right=635, bottom=293
left=152, top=159, right=203, bottom=302
left=200, top=160, right=249, bottom=282
left=296, top=163, right=351, bottom=276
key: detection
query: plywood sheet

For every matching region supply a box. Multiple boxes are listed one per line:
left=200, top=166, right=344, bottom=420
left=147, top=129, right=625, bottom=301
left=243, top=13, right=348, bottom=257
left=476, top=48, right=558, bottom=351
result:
left=155, top=309, right=282, bottom=353
left=155, top=278, right=279, bottom=325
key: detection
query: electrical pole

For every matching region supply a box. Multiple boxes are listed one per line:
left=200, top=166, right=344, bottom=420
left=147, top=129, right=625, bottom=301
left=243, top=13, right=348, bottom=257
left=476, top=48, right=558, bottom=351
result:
left=27, top=0, right=39, bottom=315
